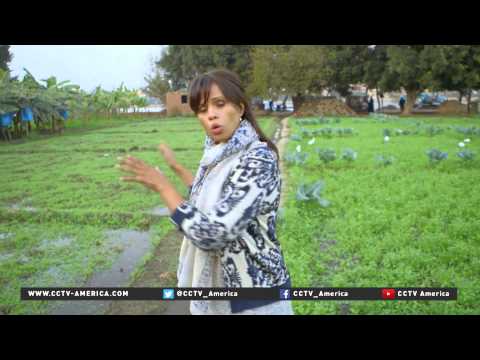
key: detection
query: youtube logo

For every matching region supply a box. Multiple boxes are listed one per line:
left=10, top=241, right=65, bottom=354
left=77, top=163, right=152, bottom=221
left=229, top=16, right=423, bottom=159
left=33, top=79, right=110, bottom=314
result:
left=382, top=289, right=396, bottom=300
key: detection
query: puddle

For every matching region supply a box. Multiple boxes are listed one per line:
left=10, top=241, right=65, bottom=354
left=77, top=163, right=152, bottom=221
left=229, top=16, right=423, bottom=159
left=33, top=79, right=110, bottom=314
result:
left=48, top=228, right=153, bottom=315
left=0, top=252, right=14, bottom=262
left=35, top=265, right=83, bottom=285
left=6, top=198, right=38, bottom=213
left=38, top=236, right=75, bottom=251
left=6, top=205, right=38, bottom=212
left=0, top=233, right=13, bottom=240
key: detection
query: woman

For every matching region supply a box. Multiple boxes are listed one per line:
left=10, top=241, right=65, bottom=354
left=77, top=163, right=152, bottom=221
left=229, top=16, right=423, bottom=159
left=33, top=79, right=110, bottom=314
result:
left=118, top=69, right=293, bottom=315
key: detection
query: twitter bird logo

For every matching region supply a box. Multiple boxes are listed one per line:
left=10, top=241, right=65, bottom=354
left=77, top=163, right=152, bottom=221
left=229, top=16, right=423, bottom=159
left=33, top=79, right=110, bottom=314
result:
left=163, top=288, right=175, bottom=300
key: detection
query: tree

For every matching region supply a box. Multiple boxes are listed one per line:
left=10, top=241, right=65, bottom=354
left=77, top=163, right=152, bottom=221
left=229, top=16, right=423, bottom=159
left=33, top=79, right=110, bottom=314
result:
left=1, top=68, right=83, bottom=136
left=249, top=45, right=329, bottom=111
left=0, top=45, right=13, bottom=72
left=143, top=69, right=170, bottom=106
left=322, top=45, right=369, bottom=97
left=379, top=45, right=433, bottom=115
left=363, top=45, right=391, bottom=110
left=154, top=45, right=255, bottom=90
left=423, top=45, right=480, bottom=113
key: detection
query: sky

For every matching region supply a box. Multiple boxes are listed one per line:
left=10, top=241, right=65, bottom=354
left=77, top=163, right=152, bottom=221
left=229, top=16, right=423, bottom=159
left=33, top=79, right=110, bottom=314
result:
left=9, top=45, right=165, bottom=92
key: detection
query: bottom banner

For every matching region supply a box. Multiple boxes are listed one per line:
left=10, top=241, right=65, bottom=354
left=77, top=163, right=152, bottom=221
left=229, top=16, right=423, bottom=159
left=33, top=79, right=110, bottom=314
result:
left=21, top=287, right=457, bottom=301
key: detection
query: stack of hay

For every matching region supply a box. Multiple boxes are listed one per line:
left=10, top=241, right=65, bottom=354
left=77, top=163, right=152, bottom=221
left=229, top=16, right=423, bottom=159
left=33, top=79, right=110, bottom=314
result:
left=437, top=100, right=468, bottom=115
left=295, top=99, right=357, bottom=117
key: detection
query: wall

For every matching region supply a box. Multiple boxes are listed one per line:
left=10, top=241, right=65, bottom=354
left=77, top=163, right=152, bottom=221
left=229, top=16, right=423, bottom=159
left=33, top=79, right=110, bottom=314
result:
left=166, top=91, right=194, bottom=116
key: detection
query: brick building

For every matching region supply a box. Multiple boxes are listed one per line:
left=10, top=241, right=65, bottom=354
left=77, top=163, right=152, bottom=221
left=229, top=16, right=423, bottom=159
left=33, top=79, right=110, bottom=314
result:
left=166, top=91, right=194, bottom=116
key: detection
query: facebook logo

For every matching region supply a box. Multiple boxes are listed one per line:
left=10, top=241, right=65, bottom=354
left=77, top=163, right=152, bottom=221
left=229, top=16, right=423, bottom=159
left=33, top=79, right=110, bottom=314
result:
left=280, top=289, right=291, bottom=300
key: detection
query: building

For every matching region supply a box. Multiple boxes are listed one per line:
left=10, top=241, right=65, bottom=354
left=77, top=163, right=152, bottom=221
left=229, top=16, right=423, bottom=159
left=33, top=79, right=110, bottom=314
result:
left=166, top=91, right=194, bottom=116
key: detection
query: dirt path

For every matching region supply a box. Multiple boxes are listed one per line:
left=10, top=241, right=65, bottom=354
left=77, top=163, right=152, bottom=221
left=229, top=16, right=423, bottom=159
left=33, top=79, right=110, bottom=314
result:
left=105, top=117, right=290, bottom=315
left=276, top=117, right=291, bottom=209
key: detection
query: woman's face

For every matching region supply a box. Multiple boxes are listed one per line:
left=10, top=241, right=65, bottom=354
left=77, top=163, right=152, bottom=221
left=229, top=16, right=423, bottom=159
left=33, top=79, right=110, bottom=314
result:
left=197, top=83, right=245, bottom=144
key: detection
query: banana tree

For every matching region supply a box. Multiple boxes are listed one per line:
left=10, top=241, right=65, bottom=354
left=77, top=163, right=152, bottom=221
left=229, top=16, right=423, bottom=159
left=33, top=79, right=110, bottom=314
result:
left=1, top=69, right=83, bottom=137
left=0, top=69, right=21, bottom=114
left=39, top=75, right=82, bottom=132
left=1, top=69, right=39, bottom=136
left=90, top=86, right=118, bottom=117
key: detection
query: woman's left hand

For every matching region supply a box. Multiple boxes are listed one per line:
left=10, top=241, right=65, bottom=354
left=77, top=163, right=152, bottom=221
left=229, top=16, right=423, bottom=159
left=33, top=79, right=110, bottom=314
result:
left=117, top=155, right=170, bottom=192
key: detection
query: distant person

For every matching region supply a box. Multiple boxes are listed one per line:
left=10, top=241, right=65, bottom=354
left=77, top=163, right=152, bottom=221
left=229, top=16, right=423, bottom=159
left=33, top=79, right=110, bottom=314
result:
left=368, top=97, right=375, bottom=113
left=117, top=69, right=292, bottom=315
left=269, top=100, right=274, bottom=112
left=399, top=96, right=406, bottom=113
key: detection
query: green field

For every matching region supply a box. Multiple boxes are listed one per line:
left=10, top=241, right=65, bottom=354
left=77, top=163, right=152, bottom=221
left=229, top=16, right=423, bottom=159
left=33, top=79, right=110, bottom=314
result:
left=1, top=114, right=478, bottom=315
left=0, top=116, right=279, bottom=314
left=279, top=115, right=480, bottom=315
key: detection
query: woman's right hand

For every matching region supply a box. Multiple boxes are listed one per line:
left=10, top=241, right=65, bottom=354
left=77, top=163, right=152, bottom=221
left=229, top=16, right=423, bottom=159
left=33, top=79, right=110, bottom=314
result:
left=158, top=143, right=177, bottom=168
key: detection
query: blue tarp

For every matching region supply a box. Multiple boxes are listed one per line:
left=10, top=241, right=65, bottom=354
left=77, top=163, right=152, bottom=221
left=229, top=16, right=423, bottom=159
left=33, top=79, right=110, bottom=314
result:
left=21, top=107, right=34, bottom=122
left=59, top=109, right=69, bottom=120
left=0, top=112, right=15, bottom=127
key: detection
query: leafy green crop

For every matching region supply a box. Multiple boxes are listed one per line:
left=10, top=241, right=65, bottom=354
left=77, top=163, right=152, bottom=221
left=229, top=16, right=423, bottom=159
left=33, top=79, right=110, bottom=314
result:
left=284, top=151, right=309, bottom=166
left=315, top=148, right=337, bottom=164
left=297, top=117, right=340, bottom=126
left=424, top=125, right=444, bottom=137
left=426, top=149, right=448, bottom=164
left=457, top=150, right=475, bottom=161
left=375, top=154, right=395, bottom=166
left=280, top=116, right=480, bottom=315
left=296, top=180, right=331, bottom=208
left=341, top=148, right=358, bottom=162
left=455, top=126, right=480, bottom=136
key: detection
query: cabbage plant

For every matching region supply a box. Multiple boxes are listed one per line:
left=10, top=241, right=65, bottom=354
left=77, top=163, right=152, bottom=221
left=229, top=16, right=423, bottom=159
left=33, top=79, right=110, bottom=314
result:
left=296, top=180, right=331, bottom=208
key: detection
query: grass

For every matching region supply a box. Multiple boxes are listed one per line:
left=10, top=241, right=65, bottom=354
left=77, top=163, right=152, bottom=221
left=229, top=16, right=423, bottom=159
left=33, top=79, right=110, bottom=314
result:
left=0, top=115, right=279, bottom=314
left=279, top=115, right=480, bottom=315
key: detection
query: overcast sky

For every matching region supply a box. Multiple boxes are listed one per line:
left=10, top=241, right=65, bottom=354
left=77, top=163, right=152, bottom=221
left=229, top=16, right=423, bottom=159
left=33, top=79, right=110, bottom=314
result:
left=9, top=45, right=165, bottom=92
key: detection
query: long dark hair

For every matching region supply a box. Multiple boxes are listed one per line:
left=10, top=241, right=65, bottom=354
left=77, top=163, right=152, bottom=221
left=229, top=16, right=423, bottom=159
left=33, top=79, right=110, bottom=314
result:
left=188, top=69, right=279, bottom=157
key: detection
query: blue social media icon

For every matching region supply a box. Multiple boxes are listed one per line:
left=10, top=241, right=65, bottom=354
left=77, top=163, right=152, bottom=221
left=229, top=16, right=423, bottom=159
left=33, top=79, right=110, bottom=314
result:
left=163, top=288, right=175, bottom=300
left=280, top=289, right=291, bottom=300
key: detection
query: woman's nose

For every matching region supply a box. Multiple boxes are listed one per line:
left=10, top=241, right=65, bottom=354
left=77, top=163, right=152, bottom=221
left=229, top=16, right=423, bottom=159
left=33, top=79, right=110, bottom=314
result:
left=207, top=106, right=218, bottom=120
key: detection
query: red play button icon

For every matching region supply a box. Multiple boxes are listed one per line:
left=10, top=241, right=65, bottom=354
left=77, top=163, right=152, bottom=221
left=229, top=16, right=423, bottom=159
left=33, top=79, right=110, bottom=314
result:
left=382, top=289, right=396, bottom=300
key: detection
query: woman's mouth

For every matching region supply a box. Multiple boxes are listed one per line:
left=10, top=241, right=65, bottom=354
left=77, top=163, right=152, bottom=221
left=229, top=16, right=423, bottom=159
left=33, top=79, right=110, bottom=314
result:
left=211, top=124, right=223, bottom=135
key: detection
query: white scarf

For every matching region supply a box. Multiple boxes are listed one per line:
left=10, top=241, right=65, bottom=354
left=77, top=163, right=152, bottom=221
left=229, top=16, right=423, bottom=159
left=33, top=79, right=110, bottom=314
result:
left=176, top=119, right=259, bottom=313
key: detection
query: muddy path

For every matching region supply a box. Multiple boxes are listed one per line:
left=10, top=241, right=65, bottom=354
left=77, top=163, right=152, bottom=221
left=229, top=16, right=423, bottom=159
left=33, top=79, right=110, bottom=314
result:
left=105, top=229, right=188, bottom=315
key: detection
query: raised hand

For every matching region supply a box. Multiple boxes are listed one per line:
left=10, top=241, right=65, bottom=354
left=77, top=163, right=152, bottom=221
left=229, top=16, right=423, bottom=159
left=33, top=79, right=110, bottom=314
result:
left=117, top=155, right=170, bottom=192
left=158, top=143, right=177, bottom=168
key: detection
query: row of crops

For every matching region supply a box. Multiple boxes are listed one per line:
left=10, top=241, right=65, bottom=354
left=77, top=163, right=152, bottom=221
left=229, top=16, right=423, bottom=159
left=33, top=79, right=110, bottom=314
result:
left=278, top=115, right=480, bottom=314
